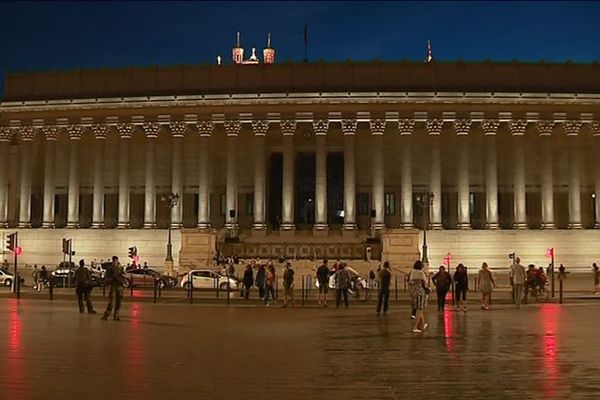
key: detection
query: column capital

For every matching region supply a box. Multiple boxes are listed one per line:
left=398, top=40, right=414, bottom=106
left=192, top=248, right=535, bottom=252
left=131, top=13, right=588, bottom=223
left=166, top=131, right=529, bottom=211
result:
left=117, top=123, right=134, bottom=139
left=224, top=120, right=241, bottom=136
left=426, top=119, right=444, bottom=135
left=509, top=119, right=528, bottom=136
left=19, top=126, right=35, bottom=142
left=591, top=121, right=600, bottom=137
left=397, top=119, right=415, bottom=135
left=252, top=120, right=269, bottom=136
left=42, top=126, right=60, bottom=141
left=67, top=124, right=83, bottom=140
left=563, top=120, right=583, bottom=136
left=169, top=121, right=188, bottom=138
left=280, top=119, right=297, bottom=136
left=313, top=119, right=329, bottom=135
left=369, top=119, right=386, bottom=135
left=536, top=120, right=555, bottom=136
left=481, top=119, right=500, bottom=135
left=0, top=127, right=12, bottom=142
left=341, top=119, right=357, bottom=135
left=91, top=124, right=108, bottom=140
left=197, top=120, right=214, bottom=137
left=142, top=122, right=160, bottom=139
left=454, top=119, right=472, bottom=135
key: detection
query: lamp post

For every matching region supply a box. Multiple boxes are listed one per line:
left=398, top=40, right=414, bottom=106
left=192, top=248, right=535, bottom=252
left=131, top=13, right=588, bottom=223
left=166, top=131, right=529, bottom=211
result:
left=161, top=192, right=180, bottom=269
left=592, top=193, right=597, bottom=228
left=416, top=192, right=435, bottom=265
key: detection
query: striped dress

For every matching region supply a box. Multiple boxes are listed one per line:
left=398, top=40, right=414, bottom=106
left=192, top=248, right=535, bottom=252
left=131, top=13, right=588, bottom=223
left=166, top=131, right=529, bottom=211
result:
left=408, top=270, right=429, bottom=310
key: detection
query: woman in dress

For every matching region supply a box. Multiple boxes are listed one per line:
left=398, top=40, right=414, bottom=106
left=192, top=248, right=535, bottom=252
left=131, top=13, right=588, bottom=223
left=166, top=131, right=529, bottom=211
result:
left=478, top=262, right=495, bottom=310
left=453, top=263, right=469, bottom=312
left=408, top=260, right=429, bottom=333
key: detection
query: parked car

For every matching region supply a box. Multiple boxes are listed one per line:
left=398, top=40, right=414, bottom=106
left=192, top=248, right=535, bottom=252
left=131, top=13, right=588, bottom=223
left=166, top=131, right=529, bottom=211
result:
left=314, top=266, right=367, bottom=297
left=0, top=269, right=24, bottom=287
left=180, top=269, right=240, bottom=291
left=124, top=268, right=178, bottom=289
left=50, top=264, right=103, bottom=288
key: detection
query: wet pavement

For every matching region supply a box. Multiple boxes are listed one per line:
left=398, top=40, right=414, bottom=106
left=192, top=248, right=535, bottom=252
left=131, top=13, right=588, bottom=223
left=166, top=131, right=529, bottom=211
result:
left=1, top=298, right=599, bottom=400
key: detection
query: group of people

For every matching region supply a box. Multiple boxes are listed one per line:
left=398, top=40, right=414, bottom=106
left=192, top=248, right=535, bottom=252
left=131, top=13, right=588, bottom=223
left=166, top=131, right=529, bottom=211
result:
left=240, top=260, right=282, bottom=306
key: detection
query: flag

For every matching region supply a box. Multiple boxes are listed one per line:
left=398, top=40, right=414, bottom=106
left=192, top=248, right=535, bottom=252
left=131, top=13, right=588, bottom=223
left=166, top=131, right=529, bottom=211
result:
left=426, top=40, right=433, bottom=63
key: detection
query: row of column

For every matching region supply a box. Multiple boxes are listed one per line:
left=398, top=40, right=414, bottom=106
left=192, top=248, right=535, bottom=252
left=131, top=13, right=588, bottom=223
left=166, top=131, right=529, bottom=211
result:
left=0, top=118, right=598, bottom=229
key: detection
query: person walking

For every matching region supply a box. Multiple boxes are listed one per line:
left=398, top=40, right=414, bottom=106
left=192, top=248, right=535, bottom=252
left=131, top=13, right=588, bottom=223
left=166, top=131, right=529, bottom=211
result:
left=282, top=262, right=295, bottom=307
left=592, top=263, right=599, bottom=294
left=408, top=260, right=429, bottom=333
left=242, top=264, right=254, bottom=300
left=376, top=261, right=392, bottom=315
left=478, top=262, right=495, bottom=310
left=31, top=265, right=39, bottom=291
left=432, top=265, right=452, bottom=312
left=509, top=258, right=526, bottom=308
left=101, top=256, right=124, bottom=321
left=264, top=263, right=276, bottom=306
left=453, top=263, right=469, bottom=312
left=74, top=259, right=96, bottom=314
left=256, top=264, right=266, bottom=301
left=335, top=263, right=351, bottom=308
left=317, top=259, right=330, bottom=307
left=39, top=265, right=49, bottom=291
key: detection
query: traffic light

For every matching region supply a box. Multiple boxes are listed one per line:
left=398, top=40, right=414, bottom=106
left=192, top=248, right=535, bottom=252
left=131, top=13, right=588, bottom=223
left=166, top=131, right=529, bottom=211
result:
left=128, top=246, right=137, bottom=259
left=14, top=246, right=22, bottom=256
left=62, top=238, right=71, bottom=254
left=6, top=233, right=16, bottom=252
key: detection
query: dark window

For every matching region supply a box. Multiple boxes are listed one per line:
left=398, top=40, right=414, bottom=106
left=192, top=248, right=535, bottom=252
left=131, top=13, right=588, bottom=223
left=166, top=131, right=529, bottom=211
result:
left=54, top=194, right=60, bottom=215
left=356, top=193, right=369, bottom=216
left=385, top=193, right=396, bottom=216
left=220, top=194, right=226, bottom=216
left=469, top=193, right=476, bottom=215
left=246, top=193, right=254, bottom=215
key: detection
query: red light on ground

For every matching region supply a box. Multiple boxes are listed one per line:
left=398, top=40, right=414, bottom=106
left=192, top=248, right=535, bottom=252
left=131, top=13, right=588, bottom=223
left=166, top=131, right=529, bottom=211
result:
left=14, top=246, right=22, bottom=256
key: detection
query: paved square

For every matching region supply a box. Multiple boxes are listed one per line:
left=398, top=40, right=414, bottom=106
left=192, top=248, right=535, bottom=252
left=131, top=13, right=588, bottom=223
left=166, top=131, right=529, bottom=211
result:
left=1, top=298, right=599, bottom=400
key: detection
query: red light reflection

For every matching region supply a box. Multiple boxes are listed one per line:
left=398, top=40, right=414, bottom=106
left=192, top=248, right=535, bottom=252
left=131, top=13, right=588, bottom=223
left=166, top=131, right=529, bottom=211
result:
left=126, top=302, right=144, bottom=398
left=5, top=300, right=24, bottom=400
left=540, top=304, right=560, bottom=398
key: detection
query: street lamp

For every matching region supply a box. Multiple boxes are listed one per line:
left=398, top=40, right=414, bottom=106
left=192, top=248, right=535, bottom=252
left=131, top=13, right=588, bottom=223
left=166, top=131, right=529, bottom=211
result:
left=416, top=192, right=435, bottom=265
left=592, top=193, right=597, bottom=228
left=161, top=192, right=180, bottom=265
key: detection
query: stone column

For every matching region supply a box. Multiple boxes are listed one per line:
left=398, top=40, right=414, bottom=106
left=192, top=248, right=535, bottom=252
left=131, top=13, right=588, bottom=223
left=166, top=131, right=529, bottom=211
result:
left=342, top=119, right=357, bottom=230
left=399, top=119, right=415, bottom=228
left=455, top=119, right=472, bottom=229
left=169, top=122, right=187, bottom=228
left=18, top=127, right=35, bottom=228
left=0, top=128, right=12, bottom=227
left=510, top=120, right=528, bottom=229
left=565, top=121, right=583, bottom=229
left=197, top=121, right=213, bottom=228
left=426, top=120, right=444, bottom=229
left=66, top=125, right=83, bottom=228
left=42, top=126, right=59, bottom=228
left=592, top=122, right=600, bottom=228
left=117, top=123, right=133, bottom=228
left=313, top=119, right=329, bottom=231
left=537, top=121, right=555, bottom=229
left=143, top=122, right=159, bottom=228
left=252, top=120, right=269, bottom=230
left=224, top=120, right=241, bottom=231
left=91, top=125, right=107, bottom=228
left=280, top=120, right=296, bottom=230
left=482, top=120, right=500, bottom=229
left=370, top=119, right=386, bottom=230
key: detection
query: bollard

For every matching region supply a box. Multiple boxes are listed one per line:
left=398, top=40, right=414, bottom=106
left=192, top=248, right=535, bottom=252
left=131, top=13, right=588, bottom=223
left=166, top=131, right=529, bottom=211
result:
left=49, top=280, right=54, bottom=301
left=559, top=279, right=563, bottom=304
left=301, top=275, right=305, bottom=306
left=189, top=275, right=193, bottom=305
left=102, top=282, right=106, bottom=297
left=153, top=279, right=157, bottom=304
left=130, top=273, right=134, bottom=297
left=216, top=277, right=219, bottom=299
left=226, top=276, right=230, bottom=306
left=16, top=274, right=21, bottom=299
left=158, top=280, right=162, bottom=298
left=451, top=281, right=455, bottom=305
left=395, top=275, right=398, bottom=301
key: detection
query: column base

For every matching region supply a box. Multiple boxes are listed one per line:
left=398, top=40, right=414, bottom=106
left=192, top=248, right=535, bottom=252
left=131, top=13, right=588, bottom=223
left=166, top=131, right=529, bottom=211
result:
left=541, top=223, right=556, bottom=229
left=252, top=223, right=267, bottom=230
left=568, top=223, right=583, bottom=229
left=91, top=222, right=104, bottom=229
left=117, top=222, right=130, bottom=229
left=42, top=222, right=55, bottom=228
left=66, top=221, right=79, bottom=228
left=170, top=222, right=182, bottom=229
left=513, top=222, right=528, bottom=229
left=595, top=223, right=600, bottom=229
left=342, top=223, right=357, bottom=230
left=0, top=221, right=8, bottom=228
left=18, top=222, right=31, bottom=228
left=400, top=223, right=415, bottom=229
left=430, top=222, right=443, bottom=230
left=279, top=223, right=296, bottom=231
left=485, top=222, right=500, bottom=229
left=457, top=222, right=472, bottom=229
left=313, top=223, right=328, bottom=231
left=143, top=222, right=157, bottom=229
left=372, top=222, right=386, bottom=230
left=197, top=222, right=211, bottom=229
left=224, top=222, right=239, bottom=230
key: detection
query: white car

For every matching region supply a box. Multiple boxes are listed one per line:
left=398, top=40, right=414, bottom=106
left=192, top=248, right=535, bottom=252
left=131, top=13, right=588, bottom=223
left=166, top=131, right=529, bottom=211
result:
left=314, top=266, right=367, bottom=295
left=180, top=269, right=239, bottom=291
left=0, top=269, right=23, bottom=287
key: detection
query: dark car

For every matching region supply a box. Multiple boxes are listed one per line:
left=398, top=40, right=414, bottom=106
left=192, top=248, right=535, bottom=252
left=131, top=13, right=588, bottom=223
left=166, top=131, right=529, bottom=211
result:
left=124, top=268, right=178, bottom=289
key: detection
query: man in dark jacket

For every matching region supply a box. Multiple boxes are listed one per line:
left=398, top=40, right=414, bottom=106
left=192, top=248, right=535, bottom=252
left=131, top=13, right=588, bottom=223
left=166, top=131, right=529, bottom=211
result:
left=376, top=261, right=392, bottom=315
left=242, top=264, right=254, bottom=300
left=74, top=259, right=96, bottom=314
left=101, top=256, right=124, bottom=321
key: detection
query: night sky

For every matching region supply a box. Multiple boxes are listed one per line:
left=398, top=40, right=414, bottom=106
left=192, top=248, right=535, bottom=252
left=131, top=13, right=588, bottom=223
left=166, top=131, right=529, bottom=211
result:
left=1, top=1, right=600, bottom=97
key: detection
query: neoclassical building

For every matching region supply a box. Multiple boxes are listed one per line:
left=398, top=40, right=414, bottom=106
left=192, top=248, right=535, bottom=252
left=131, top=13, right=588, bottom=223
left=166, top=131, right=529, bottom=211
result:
left=1, top=61, right=600, bottom=270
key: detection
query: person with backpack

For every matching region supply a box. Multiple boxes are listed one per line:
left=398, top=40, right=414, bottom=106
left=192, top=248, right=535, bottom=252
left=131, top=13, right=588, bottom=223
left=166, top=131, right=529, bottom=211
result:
left=74, top=259, right=96, bottom=314
left=282, top=262, right=295, bottom=307
left=432, top=265, right=452, bottom=312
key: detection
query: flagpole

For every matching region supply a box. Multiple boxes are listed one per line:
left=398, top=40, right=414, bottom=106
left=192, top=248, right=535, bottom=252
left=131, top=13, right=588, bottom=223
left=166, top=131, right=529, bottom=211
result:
left=303, top=23, right=308, bottom=63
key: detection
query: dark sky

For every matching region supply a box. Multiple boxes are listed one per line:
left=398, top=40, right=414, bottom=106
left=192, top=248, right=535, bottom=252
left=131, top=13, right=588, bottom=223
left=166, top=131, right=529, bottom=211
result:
left=1, top=1, right=600, bottom=96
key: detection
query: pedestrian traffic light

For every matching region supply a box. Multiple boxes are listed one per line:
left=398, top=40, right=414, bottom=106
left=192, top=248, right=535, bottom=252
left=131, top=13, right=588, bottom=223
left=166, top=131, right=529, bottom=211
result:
left=128, top=246, right=137, bottom=259
left=6, top=233, right=16, bottom=252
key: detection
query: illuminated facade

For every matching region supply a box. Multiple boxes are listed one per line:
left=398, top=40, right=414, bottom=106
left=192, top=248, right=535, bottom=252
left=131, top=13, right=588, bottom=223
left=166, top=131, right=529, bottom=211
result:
left=1, top=61, right=600, bottom=270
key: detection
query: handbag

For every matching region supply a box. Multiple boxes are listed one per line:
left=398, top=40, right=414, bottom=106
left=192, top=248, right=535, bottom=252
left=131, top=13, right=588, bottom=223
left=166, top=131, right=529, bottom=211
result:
left=422, top=281, right=431, bottom=295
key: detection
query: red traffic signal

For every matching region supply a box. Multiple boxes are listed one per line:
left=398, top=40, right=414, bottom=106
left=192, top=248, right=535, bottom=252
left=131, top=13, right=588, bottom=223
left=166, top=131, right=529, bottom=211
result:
left=546, top=248, right=554, bottom=258
left=14, top=246, right=22, bottom=256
